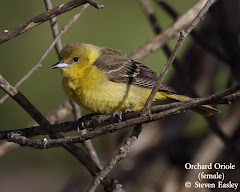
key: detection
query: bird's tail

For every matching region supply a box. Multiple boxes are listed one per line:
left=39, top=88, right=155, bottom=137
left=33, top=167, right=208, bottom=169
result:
left=162, top=93, right=220, bottom=116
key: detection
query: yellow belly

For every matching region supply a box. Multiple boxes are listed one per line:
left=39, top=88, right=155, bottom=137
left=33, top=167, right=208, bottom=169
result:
left=62, top=71, right=167, bottom=114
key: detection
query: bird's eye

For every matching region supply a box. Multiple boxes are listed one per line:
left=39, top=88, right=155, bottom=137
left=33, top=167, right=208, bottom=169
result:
left=73, top=57, right=79, bottom=62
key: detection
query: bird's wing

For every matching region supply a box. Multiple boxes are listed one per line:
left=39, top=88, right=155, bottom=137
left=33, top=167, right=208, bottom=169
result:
left=93, top=47, right=176, bottom=93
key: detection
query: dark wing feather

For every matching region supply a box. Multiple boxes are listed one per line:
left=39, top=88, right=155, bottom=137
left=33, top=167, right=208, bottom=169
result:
left=93, top=47, right=175, bottom=93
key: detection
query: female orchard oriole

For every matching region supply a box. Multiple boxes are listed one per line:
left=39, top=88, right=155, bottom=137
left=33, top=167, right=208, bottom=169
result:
left=50, top=43, right=220, bottom=116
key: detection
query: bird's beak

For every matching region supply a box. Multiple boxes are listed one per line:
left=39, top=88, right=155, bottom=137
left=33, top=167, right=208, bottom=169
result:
left=50, top=61, right=69, bottom=69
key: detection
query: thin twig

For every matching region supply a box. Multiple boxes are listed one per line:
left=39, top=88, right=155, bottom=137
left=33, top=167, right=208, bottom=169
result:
left=156, top=0, right=229, bottom=63
left=0, top=4, right=89, bottom=104
left=87, top=125, right=142, bottom=192
left=129, top=0, right=209, bottom=61
left=155, top=0, right=178, bottom=18
left=44, top=0, right=63, bottom=54
left=138, top=0, right=161, bottom=33
left=70, top=101, right=82, bottom=120
left=141, top=31, right=186, bottom=115
left=140, top=0, right=199, bottom=97
left=0, top=0, right=104, bottom=44
left=43, top=100, right=73, bottom=124
left=141, top=0, right=218, bottom=115
left=0, top=142, right=19, bottom=158
left=0, top=100, right=73, bottom=159
left=71, top=101, right=103, bottom=169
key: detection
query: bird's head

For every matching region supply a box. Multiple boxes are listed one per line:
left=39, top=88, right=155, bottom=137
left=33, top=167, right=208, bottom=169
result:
left=50, top=43, right=100, bottom=72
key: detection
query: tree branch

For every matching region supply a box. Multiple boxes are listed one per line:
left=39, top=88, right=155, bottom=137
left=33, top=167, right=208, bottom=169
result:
left=0, top=100, right=73, bottom=159
left=3, top=85, right=239, bottom=148
left=0, top=3, right=90, bottom=104
left=0, top=74, right=124, bottom=191
left=0, top=0, right=104, bottom=44
left=140, top=0, right=233, bottom=158
left=71, top=101, right=103, bottom=169
left=87, top=125, right=142, bottom=192
left=141, top=0, right=218, bottom=115
left=44, top=0, right=63, bottom=54
left=1, top=90, right=239, bottom=142
left=0, top=142, right=19, bottom=158
left=156, top=0, right=229, bottom=63
left=129, top=0, right=209, bottom=61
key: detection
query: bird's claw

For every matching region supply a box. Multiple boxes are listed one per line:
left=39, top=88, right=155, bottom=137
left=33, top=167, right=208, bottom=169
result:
left=76, top=117, right=85, bottom=134
left=113, top=110, right=124, bottom=122
left=76, top=113, right=97, bottom=134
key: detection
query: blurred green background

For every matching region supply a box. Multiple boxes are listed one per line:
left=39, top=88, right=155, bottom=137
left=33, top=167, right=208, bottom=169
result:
left=0, top=0, right=210, bottom=191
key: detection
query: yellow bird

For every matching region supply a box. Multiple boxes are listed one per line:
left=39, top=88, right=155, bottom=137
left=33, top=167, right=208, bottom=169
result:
left=50, top=43, right=219, bottom=116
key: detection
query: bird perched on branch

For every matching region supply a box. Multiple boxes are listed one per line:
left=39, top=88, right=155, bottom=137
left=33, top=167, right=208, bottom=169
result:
left=50, top=43, right=220, bottom=116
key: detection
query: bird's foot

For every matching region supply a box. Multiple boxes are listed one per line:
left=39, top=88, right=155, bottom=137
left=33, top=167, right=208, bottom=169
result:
left=112, top=105, right=134, bottom=123
left=112, top=107, right=133, bottom=122
left=76, top=113, right=97, bottom=134
left=113, top=110, right=124, bottom=122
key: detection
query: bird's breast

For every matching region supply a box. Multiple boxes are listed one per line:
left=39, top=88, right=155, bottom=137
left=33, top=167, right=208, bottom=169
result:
left=62, top=65, right=166, bottom=114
